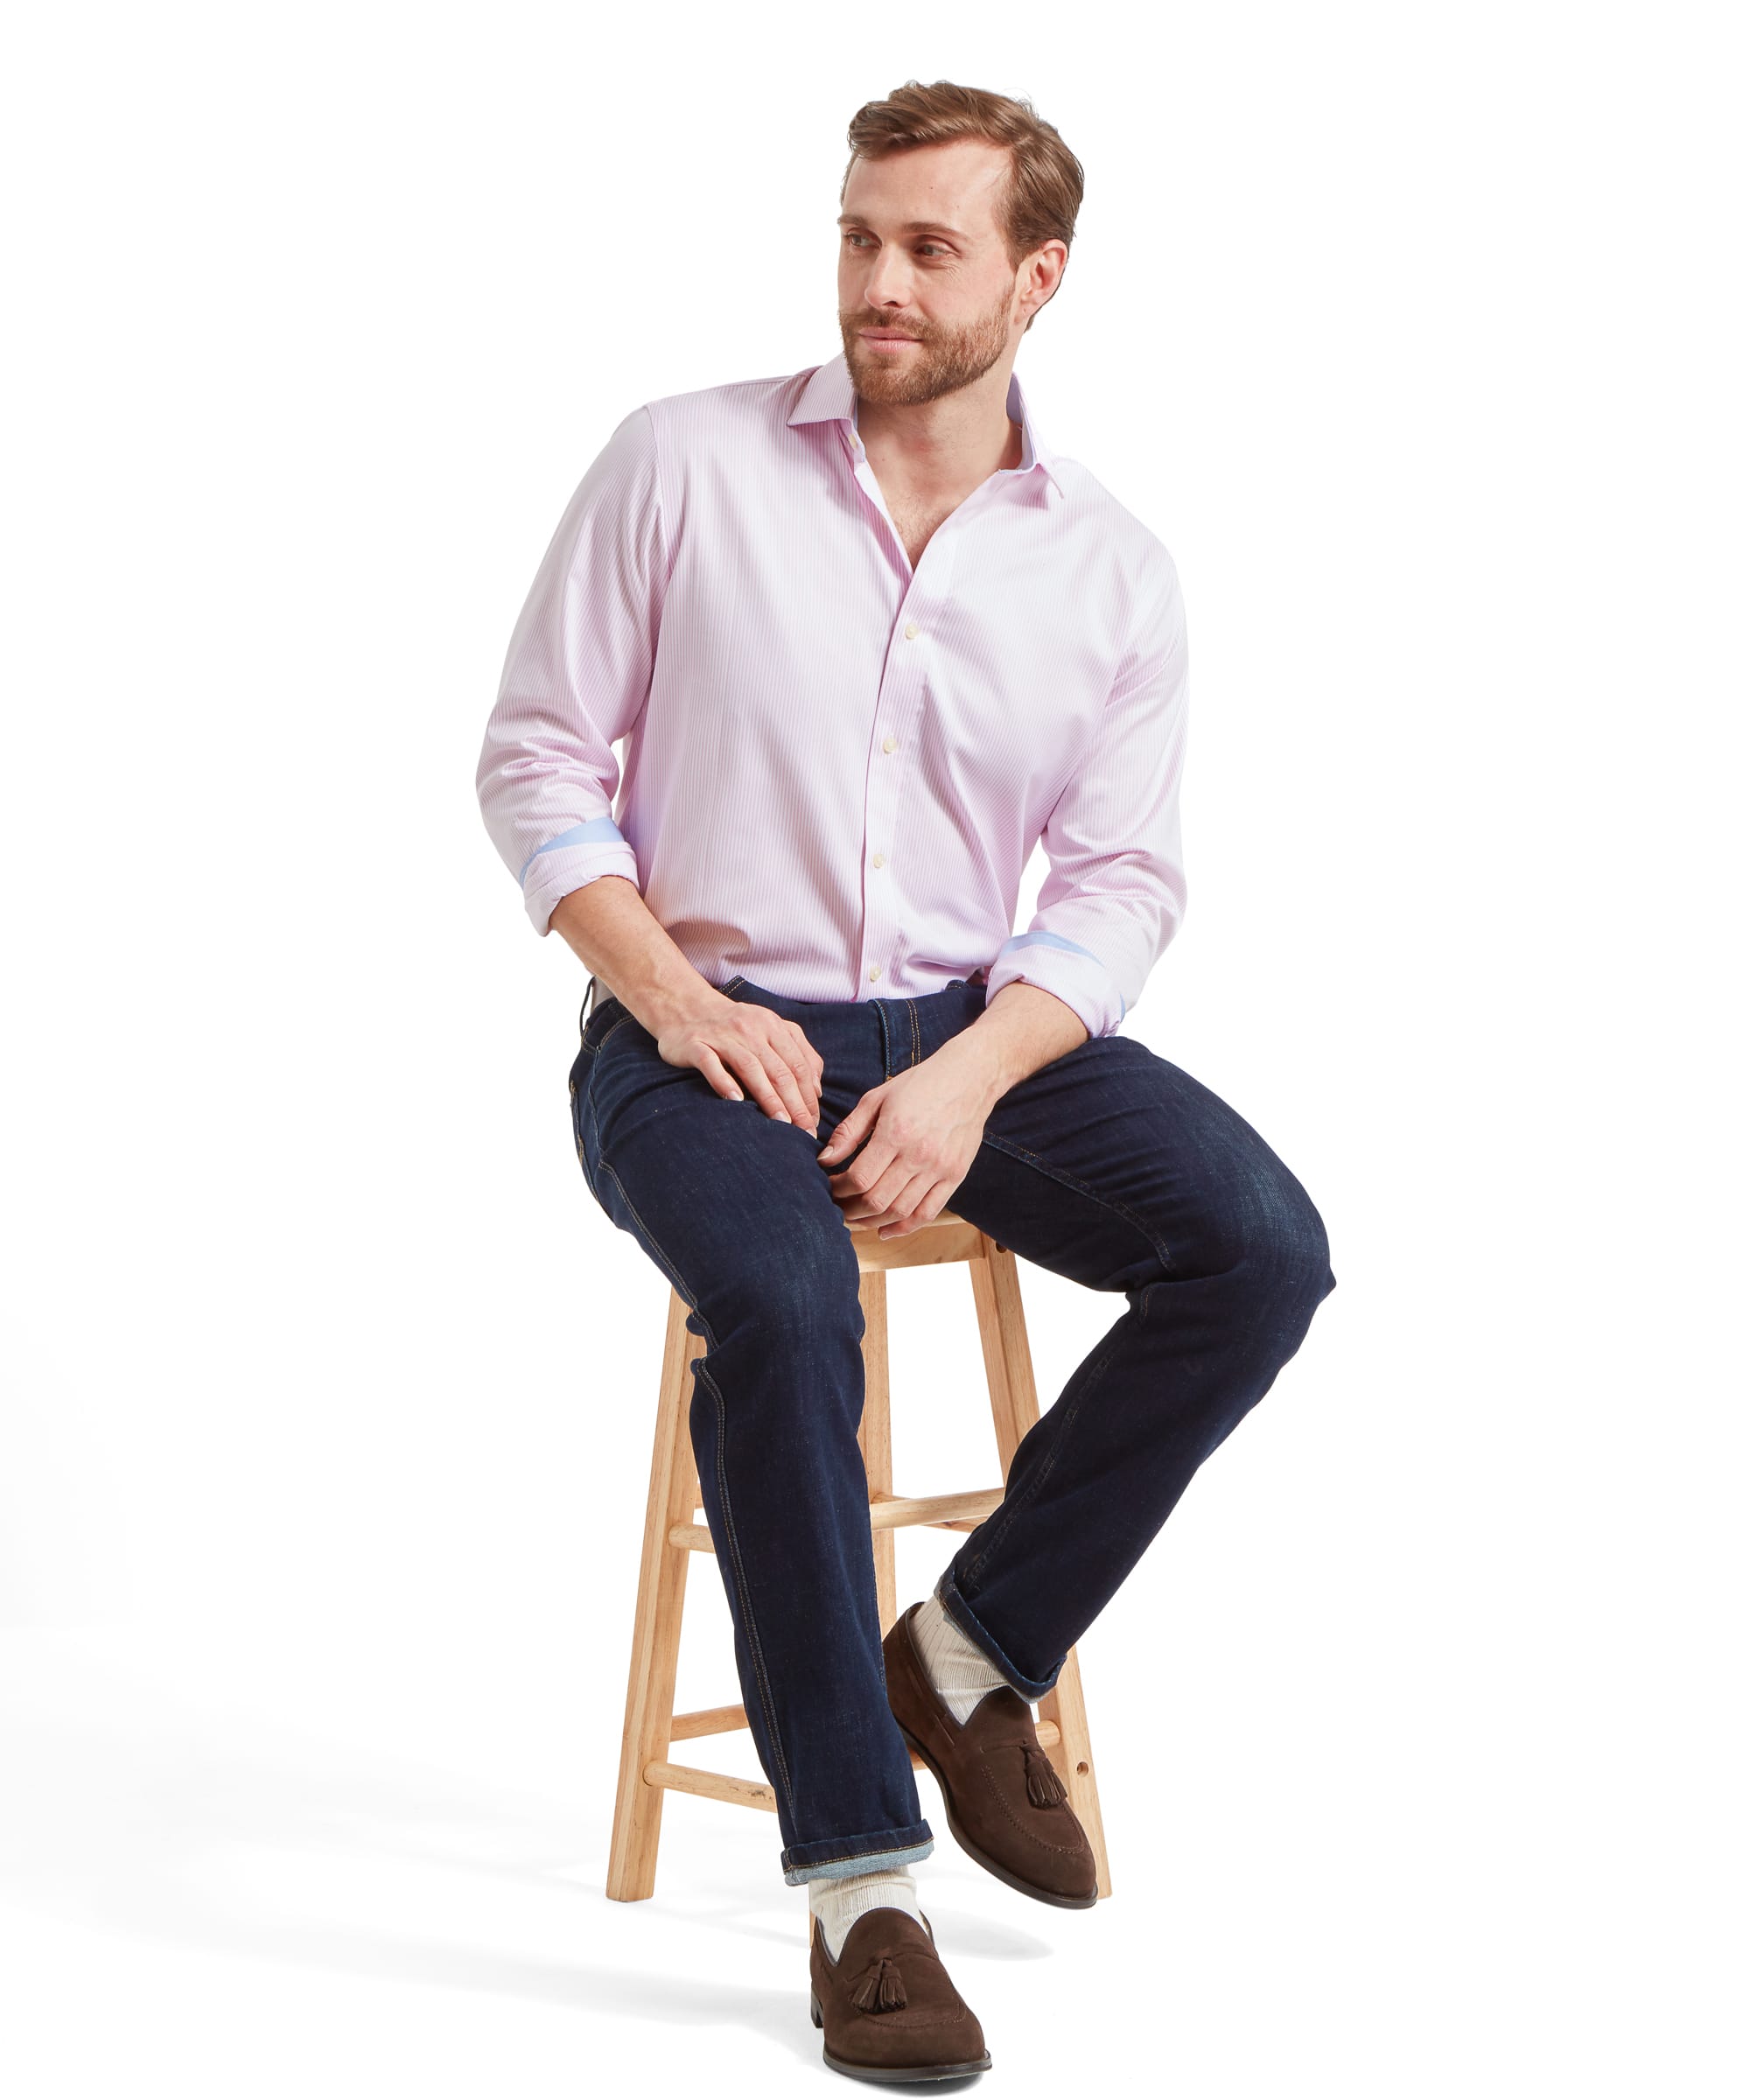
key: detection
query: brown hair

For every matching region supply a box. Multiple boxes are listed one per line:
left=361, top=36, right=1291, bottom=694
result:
left=842, top=80, right=1084, bottom=332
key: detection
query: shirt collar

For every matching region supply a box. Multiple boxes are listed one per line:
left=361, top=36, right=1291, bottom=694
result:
left=787, top=349, right=1063, bottom=502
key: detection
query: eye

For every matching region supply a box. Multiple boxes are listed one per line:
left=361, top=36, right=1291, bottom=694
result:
left=841, top=234, right=951, bottom=259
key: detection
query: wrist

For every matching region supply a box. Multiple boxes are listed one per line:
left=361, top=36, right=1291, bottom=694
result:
left=937, top=1028, right=1013, bottom=1111
left=634, top=976, right=734, bottom=1040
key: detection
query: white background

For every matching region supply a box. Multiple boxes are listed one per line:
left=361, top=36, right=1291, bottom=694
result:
left=4, top=4, right=1737, bottom=2093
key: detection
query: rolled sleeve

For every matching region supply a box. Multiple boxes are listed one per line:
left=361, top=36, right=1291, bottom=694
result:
left=984, top=543, right=1189, bottom=1038
left=475, top=404, right=664, bottom=935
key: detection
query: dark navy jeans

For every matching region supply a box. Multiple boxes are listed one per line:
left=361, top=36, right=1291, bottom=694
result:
left=568, top=971, right=1334, bottom=1885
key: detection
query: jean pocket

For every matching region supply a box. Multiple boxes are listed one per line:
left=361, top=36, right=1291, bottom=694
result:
left=568, top=1071, right=585, bottom=1156
left=569, top=1077, right=606, bottom=1203
left=579, top=994, right=627, bottom=1054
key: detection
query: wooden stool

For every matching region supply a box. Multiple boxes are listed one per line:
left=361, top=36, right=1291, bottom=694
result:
left=605, top=1207, right=1113, bottom=1904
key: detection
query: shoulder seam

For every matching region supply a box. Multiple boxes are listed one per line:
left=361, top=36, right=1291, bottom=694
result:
left=640, top=401, right=673, bottom=591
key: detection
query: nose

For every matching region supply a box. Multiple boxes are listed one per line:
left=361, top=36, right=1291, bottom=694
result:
left=858, top=247, right=915, bottom=313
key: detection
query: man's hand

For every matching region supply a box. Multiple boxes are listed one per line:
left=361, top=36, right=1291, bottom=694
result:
left=550, top=880, right=825, bottom=1130
left=816, top=1039, right=1002, bottom=1238
left=654, top=992, right=823, bottom=1134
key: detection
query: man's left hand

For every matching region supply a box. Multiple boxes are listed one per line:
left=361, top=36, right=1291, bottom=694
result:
left=816, top=1042, right=1000, bottom=1238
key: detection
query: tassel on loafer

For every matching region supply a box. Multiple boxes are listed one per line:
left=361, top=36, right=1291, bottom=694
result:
left=882, top=1600, right=1098, bottom=1909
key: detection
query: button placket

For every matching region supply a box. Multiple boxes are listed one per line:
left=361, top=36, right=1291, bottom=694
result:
left=858, top=528, right=960, bottom=995
left=848, top=452, right=909, bottom=584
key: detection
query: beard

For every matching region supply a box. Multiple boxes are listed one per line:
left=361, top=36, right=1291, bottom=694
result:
left=838, top=284, right=1018, bottom=408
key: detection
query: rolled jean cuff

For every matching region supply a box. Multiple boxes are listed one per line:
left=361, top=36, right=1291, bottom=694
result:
left=781, top=1825, right=934, bottom=1886
left=934, top=1568, right=1062, bottom=1702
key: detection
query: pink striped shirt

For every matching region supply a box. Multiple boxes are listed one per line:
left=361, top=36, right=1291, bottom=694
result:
left=475, top=351, right=1188, bottom=1040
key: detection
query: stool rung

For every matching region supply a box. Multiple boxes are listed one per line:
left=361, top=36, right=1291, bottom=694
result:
left=669, top=1487, right=1004, bottom=1556
left=672, top=1700, right=1060, bottom=1751
left=869, top=1488, right=1004, bottom=1530
left=644, top=1759, right=778, bottom=1812
left=670, top=1701, right=750, bottom=1740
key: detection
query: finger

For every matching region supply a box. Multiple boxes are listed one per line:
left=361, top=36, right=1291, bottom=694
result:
left=721, top=1045, right=808, bottom=1127
left=741, top=1036, right=815, bottom=1130
left=699, top=1029, right=816, bottom=1129
left=816, top=1111, right=862, bottom=1164
left=781, top=1024, right=822, bottom=1127
left=721, top=1025, right=816, bottom=1130
left=822, top=1125, right=895, bottom=1188
left=854, top=1172, right=928, bottom=1232
left=818, top=1088, right=880, bottom=1163
left=878, top=1180, right=950, bottom=1237
left=816, top=1122, right=854, bottom=1164
left=691, top=1043, right=747, bottom=1102
left=831, top=1153, right=915, bottom=1222
left=763, top=1043, right=818, bottom=1132
left=693, top=1040, right=784, bottom=1116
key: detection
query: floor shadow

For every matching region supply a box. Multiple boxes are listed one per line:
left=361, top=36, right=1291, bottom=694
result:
left=0, top=1639, right=1051, bottom=2058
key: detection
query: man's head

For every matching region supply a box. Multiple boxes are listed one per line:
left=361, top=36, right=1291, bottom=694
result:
left=836, top=80, right=1082, bottom=410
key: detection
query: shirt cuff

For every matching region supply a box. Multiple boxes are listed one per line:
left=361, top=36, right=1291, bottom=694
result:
left=522, top=836, right=641, bottom=935
left=984, top=933, right=1125, bottom=1040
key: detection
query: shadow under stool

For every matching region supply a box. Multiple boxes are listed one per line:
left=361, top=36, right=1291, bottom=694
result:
left=604, top=1206, right=1113, bottom=1905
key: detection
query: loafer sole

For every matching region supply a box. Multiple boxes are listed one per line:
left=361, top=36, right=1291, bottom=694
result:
left=810, top=1992, right=993, bottom=2081
left=895, top=1720, right=1099, bottom=1910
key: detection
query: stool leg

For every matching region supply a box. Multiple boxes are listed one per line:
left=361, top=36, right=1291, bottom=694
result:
left=606, top=1291, right=704, bottom=1901
left=1039, top=1654, right=1111, bottom=1898
left=858, top=1269, right=898, bottom=1637
left=969, top=1239, right=1115, bottom=1898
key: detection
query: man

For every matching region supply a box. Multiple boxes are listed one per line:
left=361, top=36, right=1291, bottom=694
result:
left=477, top=79, right=1334, bottom=2083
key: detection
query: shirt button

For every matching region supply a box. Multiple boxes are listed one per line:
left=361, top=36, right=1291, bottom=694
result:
left=882, top=733, right=898, bottom=753
left=869, top=964, right=881, bottom=980
left=904, top=620, right=920, bottom=640
left=872, top=852, right=885, bottom=868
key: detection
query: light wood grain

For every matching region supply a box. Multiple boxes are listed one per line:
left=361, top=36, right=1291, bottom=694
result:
left=971, top=1239, right=1112, bottom=1897
left=669, top=1486, right=1005, bottom=1555
left=605, top=1295, right=704, bottom=1901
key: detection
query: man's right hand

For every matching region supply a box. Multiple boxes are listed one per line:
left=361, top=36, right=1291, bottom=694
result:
left=651, top=990, right=823, bottom=1136
left=549, top=881, right=821, bottom=1133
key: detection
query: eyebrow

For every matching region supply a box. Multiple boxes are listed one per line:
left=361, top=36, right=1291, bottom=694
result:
left=836, top=214, right=972, bottom=242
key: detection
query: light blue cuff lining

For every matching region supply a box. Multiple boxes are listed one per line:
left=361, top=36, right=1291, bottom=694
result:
left=519, top=817, right=626, bottom=886
left=996, top=930, right=1126, bottom=1020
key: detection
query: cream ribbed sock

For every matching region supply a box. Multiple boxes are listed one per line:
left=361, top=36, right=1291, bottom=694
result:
left=808, top=1864, right=925, bottom=1960
left=910, top=1589, right=1018, bottom=1725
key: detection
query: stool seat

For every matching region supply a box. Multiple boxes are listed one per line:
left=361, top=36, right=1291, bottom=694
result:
left=606, top=1206, right=1113, bottom=1905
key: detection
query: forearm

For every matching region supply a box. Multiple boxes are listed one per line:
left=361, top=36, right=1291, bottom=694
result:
left=940, top=979, right=1090, bottom=1109
left=547, top=877, right=724, bottom=1035
left=547, top=886, right=1087, bottom=1096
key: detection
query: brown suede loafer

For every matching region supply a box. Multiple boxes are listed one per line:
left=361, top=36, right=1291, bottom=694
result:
left=883, top=1600, right=1098, bottom=1908
left=809, top=1905, right=991, bottom=2082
